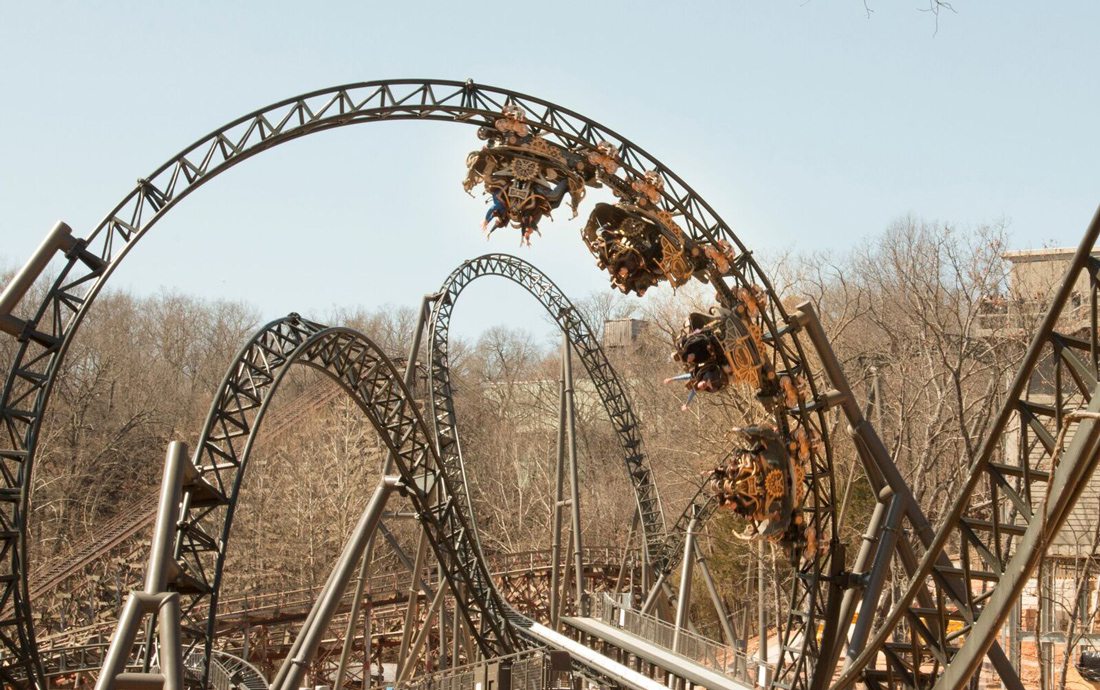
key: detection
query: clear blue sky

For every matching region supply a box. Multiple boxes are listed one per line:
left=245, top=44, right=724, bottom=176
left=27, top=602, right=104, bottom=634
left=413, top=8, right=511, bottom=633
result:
left=1, top=2, right=1097, bottom=339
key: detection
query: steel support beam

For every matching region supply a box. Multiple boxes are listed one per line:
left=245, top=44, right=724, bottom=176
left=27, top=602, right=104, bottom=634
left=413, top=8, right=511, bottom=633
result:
left=758, top=540, right=768, bottom=671
left=833, top=207, right=1100, bottom=690
left=95, top=442, right=187, bottom=690
left=0, top=221, right=102, bottom=343
left=333, top=533, right=377, bottom=690
left=843, top=491, right=902, bottom=668
left=640, top=571, right=669, bottom=616
left=361, top=596, right=373, bottom=690
left=933, top=398, right=1100, bottom=690
left=396, top=585, right=448, bottom=685
left=272, top=476, right=400, bottom=690
left=563, top=329, right=587, bottom=617
left=336, top=292, right=436, bottom=688
left=695, top=541, right=738, bottom=648
left=672, top=516, right=698, bottom=655
left=396, top=532, right=430, bottom=674
left=558, top=529, right=575, bottom=626
left=615, top=510, right=641, bottom=595
left=270, top=554, right=343, bottom=688
left=550, top=349, right=569, bottom=629
left=793, top=301, right=1024, bottom=690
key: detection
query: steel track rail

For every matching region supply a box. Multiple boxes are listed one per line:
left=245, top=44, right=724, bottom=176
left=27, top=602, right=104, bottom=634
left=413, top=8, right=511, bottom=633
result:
left=426, top=253, right=737, bottom=588
left=0, top=316, right=551, bottom=686
left=176, top=317, right=519, bottom=686
left=426, top=254, right=666, bottom=570
left=0, top=78, right=836, bottom=690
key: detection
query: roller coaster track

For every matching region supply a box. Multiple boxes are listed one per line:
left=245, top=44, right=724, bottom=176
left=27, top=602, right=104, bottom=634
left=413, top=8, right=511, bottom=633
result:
left=34, top=546, right=632, bottom=681
left=93, top=316, right=687, bottom=690
left=27, top=493, right=160, bottom=604
left=426, top=253, right=738, bottom=591
left=147, top=316, right=517, bottom=687
left=426, top=254, right=666, bottom=569
left=0, top=73, right=1093, bottom=690
left=2, top=78, right=835, bottom=688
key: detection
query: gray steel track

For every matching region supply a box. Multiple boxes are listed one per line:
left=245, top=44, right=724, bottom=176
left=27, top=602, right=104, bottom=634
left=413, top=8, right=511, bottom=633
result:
left=180, top=316, right=520, bottom=684
left=0, top=79, right=837, bottom=690
left=425, top=254, right=666, bottom=570
left=425, top=253, right=732, bottom=585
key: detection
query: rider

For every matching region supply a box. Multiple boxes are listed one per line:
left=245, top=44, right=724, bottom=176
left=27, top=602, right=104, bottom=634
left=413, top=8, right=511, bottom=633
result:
left=482, top=189, right=509, bottom=237
left=663, top=368, right=720, bottom=411
left=518, top=207, right=542, bottom=246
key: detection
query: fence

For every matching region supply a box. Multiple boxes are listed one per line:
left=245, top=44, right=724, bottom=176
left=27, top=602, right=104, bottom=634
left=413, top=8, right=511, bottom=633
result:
left=595, top=593, right=758, bottom=684
left=398, top=647, right=551, bottom=690
left=183, top=648, right=268, bottom=690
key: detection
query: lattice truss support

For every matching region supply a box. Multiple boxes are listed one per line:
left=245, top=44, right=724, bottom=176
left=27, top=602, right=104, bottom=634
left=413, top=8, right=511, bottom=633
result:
left=829, top=208, right=1100, bottom=690
left=188, top=318, right=523, bottom=679
left=426, top=254, right=667, bottom=569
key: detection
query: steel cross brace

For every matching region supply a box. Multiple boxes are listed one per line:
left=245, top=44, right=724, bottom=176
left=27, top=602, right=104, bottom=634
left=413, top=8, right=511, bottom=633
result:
left=823, top=206, right=1100, bottom=690
left=933, top=385, right=1100, bottom=689
left=791, top=302, right=1024, bottom=690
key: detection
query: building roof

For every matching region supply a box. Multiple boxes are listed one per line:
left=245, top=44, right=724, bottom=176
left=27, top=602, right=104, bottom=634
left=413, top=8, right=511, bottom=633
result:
left=1002, top=247, right=1100, bottom=262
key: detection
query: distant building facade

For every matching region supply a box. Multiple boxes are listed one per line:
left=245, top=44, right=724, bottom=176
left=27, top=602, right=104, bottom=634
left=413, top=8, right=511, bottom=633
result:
left=602, top=318, right=651, bottom=353
left=980, top=247, right=1100, bottom=335
left=995, top=247, right=1100, bottom=681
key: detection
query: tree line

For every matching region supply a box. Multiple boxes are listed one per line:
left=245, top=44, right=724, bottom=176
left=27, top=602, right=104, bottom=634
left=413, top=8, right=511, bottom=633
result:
left=1, top=215, right=1027, bottom=647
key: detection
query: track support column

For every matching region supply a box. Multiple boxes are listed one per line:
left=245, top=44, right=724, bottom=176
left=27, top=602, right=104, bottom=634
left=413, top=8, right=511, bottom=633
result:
left=695, top=541, right=737, bottom=647
left=757, top=539, right=768, bottom=686
left=562, top=328, right=587, bottom=617
left=337, top=293, right=438, bottom=690
left=272, top=476, right=401, bottom=690
left=550, top=343, right=568, bottom=628
left=615, top=510, right=641, bottom=594
left=672, top=515, right=698, bottom=655
left=792, top=301, right=1024, bottom=690
left=842, top=489, right=902, bottom=667
left=933, top=399, right=1100, bottom=690
left=0, top=221, right=105, bottom=345
left=95, top=442, right=188, bottom=690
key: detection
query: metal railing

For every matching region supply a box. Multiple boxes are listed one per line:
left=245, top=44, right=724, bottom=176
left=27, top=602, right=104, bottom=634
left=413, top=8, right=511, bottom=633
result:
left=188, top=650, right=268, bottom=690
left=397, top=647, right=550, bottom=690
left=37, top=641, right=147, bottom=678
left=595, top=593, right=757, bottom=683
left=213, top=651, right=267, bottom=690
left=212, top=545, right=626, bottom=621
left=974, top=299, right=1092, bottom=333
left=509, top=653, right=550, bottom=690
